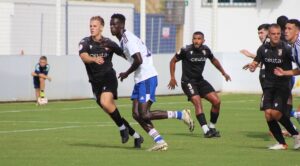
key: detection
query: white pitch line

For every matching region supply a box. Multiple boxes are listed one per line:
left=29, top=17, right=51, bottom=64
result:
left=0, top=122, right=138, bottom=134
left=0, top=99, right=256, bottom=114
left=0, top=120, right=114, bottom=124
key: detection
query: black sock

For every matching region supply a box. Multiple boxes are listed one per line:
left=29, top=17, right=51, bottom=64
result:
left=267, top=120, right=286, bottom=144
left=279, top=115, right=299, bottom=136
left=109, top=108, right=124, bottom=127
left=287, top=104, right=292, bottom=118
left=196, top=113, right=207, bottom=126
left=122, top=118, right=136, bottom=136
left=210, top=111, right=219, bottom=124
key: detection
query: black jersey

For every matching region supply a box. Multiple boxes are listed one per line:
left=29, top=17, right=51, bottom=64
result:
left=254, top=41, right=293, bottom=88
left=79, top=36, right=122, bottom=83
left=176, top=44, right=214, bottom=82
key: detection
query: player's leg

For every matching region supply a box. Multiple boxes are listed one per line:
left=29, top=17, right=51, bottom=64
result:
left=99, top=92, right=129, bottom=144
left=203, top=91, right=221, bottom=137
left=273, top=88, right=300, bottom=149
left=265, top=109, right=288, bottom=150
left=131, top=79, right=167, bottom=151
left=141, top=76, right=194, bottom=131
left=33, top=77, right=41, bottom=104
left=39, top=76, right=46, bottom=98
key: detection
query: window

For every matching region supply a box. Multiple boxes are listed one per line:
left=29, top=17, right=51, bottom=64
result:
left=203, top=0, right=256, bottom=7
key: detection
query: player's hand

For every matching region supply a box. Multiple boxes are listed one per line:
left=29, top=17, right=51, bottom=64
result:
left=47, top=76, right=52, bottom=82
left=242, top=63, right=250, bottom=70
left=223, top=73, right=231, bottom=82
left=168, top=78, right=178, bottom=90
left=274, top=67, right=285, bottom=76
left=248, top=63, right=256, bottom=72
left=94, top=56, right=104, bottom=65
left=118, top=72, right=128, bottom=82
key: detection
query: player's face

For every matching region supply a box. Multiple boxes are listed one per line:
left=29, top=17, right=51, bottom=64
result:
left=269, top=27, right=281, bottom=45
left=258, top=29, right=268, bottom=43
left=110, top=18, right=122, bottom=36
left=39, top=59, right=47, bottom=67
left=192, top=34, right=204, bottom=48
left=285, top=23, right=299, bottom=43
left=90, top=20, right=103, bottom=37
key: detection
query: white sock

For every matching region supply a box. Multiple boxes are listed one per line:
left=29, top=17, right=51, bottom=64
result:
left=296, top=112, right=300, bottom=118
left=132, top=132, right=140, bottom=139
left=202, top=125, right=210, bottom=134
left=119, top=124, right=126, bottom=130
left=167, top=111, right=176, bottom=119
left=209, top=123, right=216, bottom=129
left=148, top=128, right=165, bottom=143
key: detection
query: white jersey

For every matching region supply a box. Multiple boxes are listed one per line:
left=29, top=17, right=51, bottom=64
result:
left=291, top=34, right=300, bottom=68
left=120, top=30, right=158, bottom=83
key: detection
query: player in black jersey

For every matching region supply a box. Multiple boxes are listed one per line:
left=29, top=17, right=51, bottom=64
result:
left=248, top=24, right=300, bottom=150
left=168, top=31, right=231, bottom=138
left=79, top=16, right=143, bottom=148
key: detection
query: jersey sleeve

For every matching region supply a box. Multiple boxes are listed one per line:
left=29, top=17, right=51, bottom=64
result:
left=206, top=47, right=215, bottom=60
left=254, top=46, right=263, bottom=63
left=125, top=38, right=140, bottom=57
left=44, top=64, right=50, bottom=75
left=34, top=64, right=40, bottom=74
left=175, top=47, right=186, bottom=61
left=78, top=38, right=90, bottom=55
left=107, top=39, right=123, bottom=56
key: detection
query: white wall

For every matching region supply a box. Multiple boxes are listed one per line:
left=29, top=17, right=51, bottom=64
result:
left=0, top=0, right=134, bottom=56
left=184, top=0, right=300, bottom=53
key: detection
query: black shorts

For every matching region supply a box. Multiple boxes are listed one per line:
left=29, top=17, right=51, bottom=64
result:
left=91, top=70, right=118, bottom=106
left=261, top=87, right=290, bottom=116
left=181, top=79, right=215, bottom=100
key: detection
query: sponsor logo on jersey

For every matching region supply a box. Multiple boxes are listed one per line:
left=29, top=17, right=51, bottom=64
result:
left=264, top=58, right=282, bottom=64
left=278, top=49, right=282, bottom=56
left=140, top=96, right=144, bottom=101
left=190, top=57, right=207, bottom=62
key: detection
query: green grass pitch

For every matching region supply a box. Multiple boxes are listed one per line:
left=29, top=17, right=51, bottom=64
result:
left=0, top=94, right=300, bottom=166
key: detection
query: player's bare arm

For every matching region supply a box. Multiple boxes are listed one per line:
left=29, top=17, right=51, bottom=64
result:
left=211, top=58, right=231, bottom=81
left=240, top=49, right=256, bottom=59
left=274, top=67, right=300, bottom=76
left=168, top=56, right=178, bottom=89
left=118, top=53, right=142, bottom=81
left=80, top=53, right=104, bottom=64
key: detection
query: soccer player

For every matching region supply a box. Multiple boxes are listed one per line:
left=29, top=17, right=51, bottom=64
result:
left=274, top=19, right=300, bottom=120
left=31, top=56, right=51, bottom=104
left=248, top=24, right=300, bottom=150
left=79, top=16, right=143, bottom=148
left=110, top=13, right=194, bottom=151
left=168, top=31, right=231, bottom=138
left=277, top=15, right=289, bottom=42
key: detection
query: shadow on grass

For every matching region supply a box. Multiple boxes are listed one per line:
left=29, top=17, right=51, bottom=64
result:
left=165, top=132, right=200, bottom=138
left=69, top=142, right=141, bottom=150
left=240, top=131, right=271, bottom=141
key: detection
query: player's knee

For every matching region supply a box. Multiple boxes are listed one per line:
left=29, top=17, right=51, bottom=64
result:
left=141, top=112, right=151, bottom=121
left=132, top=112, right=140, bottom=121
left=212, top=99, right=221, bottom=108
left=39, top=77, right=45, bottom=82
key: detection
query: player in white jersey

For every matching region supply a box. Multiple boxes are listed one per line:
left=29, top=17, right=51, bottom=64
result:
left=274, top=19, right=300, bottom=123
left=110, top=13, right=194, bottom=151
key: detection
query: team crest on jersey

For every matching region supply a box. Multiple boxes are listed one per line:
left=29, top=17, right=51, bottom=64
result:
left=190, top=51, right=193, bottom=55
left=265, top=49, right=268, bottom=53
left=89, top=45, right=93, bottom=49
left=202, top=50, right=206, bottom=55
left=278, top=49, right=282, bottom=56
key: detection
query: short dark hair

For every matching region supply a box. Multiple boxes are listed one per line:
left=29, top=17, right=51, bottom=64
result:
left=90, top=16, right=105, bottom=26
left=269, top=23, right=281, bottom=31
left=287, top=19, right=300, bottom=29
left=111, top=13, right=126, bottom=24
left=40, top=56, right=47, bottom=61
left=193, top=31, right=204, bottom=38
left=257, top=24, right=270, bottom=31
left=276, top=15, right=288, bottom=30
